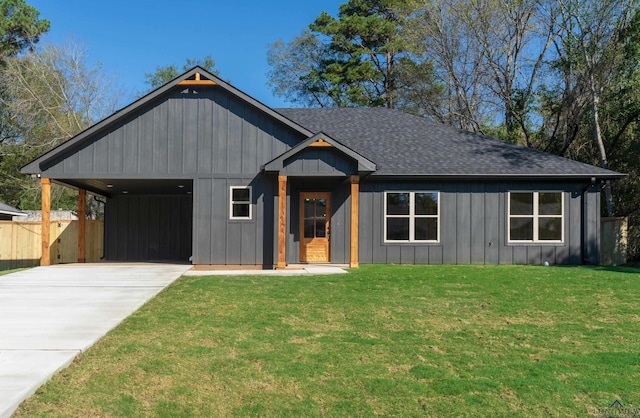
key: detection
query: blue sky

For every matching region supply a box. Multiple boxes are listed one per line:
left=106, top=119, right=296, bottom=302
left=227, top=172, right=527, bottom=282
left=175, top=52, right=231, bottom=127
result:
left=28, top=1, right=344, bottom=107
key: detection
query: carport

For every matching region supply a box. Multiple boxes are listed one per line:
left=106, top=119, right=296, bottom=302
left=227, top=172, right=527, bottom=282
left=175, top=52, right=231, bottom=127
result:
left=37, top=178, right=193, bottom=264
left=19, top=72, right=212, bottom=266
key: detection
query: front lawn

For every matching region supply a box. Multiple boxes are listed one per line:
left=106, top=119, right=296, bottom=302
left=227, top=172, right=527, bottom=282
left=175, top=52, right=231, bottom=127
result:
left=0, top=267, right=28, bottom=276
left=15, top=265, right=640, bottom=417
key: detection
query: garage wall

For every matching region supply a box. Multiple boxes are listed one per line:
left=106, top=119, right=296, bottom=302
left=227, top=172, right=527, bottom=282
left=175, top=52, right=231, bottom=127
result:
left=105, top=195, right=192, bottom=262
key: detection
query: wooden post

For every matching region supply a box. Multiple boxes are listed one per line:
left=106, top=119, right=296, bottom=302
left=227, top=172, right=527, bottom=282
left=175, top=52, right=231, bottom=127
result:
left=78, top=189, right=86, bottom=263
left=277, top=175, right=287, bottom=269
left=41, top=178, right=51, bottom=266
left=350, top=176, right=359, bottom=268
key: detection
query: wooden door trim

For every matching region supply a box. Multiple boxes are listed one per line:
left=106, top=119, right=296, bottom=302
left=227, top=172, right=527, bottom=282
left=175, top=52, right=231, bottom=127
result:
left=299, top=192, right=331, bottom=263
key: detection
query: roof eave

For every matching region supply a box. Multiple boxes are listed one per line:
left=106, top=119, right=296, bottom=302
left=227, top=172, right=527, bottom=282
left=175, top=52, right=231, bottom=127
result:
left=368, top=172, right=627, bottom=180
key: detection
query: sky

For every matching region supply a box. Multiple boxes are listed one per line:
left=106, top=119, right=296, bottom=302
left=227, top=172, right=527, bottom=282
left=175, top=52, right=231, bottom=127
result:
left=28, top=0, right=345, bottom=108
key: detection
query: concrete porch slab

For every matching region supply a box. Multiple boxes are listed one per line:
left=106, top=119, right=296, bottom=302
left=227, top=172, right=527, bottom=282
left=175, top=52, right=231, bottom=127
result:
left=183, top=266, right=348, bottom=276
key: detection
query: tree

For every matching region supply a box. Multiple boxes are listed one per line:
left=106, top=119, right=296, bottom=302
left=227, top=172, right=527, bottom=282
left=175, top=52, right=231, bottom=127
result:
left=267, top=30, right=346, bottom=107
left=541, top=0, right=636, bottom=216
left=0, top=41, right=121, bottom=210
left=588, top=7, right=640, bottom=256
left=144, top=56, right=219, bottom=91
left=0, top=0, right=49, bottom=60
left=400, top=0, right=489, bottom=131
left=0, top=0, right=49, bottom=147
left=401, top=0, right=558, bottom=140
left=267, top=0, right=430, bottom=108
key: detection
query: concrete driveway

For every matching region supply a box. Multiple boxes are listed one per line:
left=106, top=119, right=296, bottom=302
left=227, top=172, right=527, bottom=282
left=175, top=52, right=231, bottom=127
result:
left=0, top=263, right=191, bottom=418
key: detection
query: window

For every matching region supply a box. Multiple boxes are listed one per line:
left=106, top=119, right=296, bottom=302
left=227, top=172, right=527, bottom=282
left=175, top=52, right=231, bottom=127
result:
left=509, top=192, right=563, bottom=242
left=230, top=187, right=251, bottom=219
left=384, top=191, right=439, bottom=242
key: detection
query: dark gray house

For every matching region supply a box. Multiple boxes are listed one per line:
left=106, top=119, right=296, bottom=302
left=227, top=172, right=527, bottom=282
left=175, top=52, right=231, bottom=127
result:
left=22, top=67, right=624, bottom=267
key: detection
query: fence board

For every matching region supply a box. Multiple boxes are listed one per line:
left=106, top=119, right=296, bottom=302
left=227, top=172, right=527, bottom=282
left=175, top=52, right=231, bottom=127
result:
left=600, top=217, right=628, bottom=266
left=0, top=220, right=104, bottom=270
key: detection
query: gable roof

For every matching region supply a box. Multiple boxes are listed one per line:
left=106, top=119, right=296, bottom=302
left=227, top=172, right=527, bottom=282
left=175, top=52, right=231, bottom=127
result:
left=18, top=64, right=624, bottom=181
left=21, top=66, right=314, bottom=174
left=262, top=132, right=376, bottom=173
left=276, top=108, right=624, bottom=179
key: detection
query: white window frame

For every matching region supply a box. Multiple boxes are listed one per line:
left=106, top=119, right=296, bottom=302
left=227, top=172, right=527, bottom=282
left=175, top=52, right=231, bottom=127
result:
left=229, top=186, right=252, bottom=220
left=384, top=191, right=440, bottom=243
left=508, top=191, right=564, bottom=243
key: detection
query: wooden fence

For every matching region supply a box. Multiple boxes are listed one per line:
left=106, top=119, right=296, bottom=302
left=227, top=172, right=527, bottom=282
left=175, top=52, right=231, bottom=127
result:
left=601, top=217, right=628, bottom=266
left=0, top=220, right=104, bottom=270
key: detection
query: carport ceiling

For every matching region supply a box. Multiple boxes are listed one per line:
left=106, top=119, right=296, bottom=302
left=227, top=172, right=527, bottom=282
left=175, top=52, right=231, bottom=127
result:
left=56, top=178, right=193, bottom=197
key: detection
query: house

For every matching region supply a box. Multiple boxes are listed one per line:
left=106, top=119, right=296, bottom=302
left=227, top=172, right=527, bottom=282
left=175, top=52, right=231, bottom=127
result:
left=0, top=203, right=26, bottom=221
left=21, top=67, right=624, bottom=267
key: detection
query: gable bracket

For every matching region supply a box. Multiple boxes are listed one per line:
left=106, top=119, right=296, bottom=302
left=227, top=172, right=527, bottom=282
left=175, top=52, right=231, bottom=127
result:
left=178, top=72, right=216, bottom=86
left=309, top=138, right=333, bottom=147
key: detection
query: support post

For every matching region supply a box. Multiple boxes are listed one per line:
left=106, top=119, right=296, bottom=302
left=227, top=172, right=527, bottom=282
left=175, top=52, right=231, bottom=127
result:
left=78, top=189, right=86, bottom=263
left=41, top=178, right=51, bottom=266
left=350, top=175, right=359, bottom=268
left=277, top=175, right=287, bottom=269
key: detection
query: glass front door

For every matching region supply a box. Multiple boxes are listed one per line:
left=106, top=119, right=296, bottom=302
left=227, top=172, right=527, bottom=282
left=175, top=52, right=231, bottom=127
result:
left=300, top=192, right=331, bottom=262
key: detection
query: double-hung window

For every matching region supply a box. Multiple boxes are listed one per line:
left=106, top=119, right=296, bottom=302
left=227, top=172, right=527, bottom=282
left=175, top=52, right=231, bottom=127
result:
left=384, top=191, right=439, bottom=242
left=509, top=191, right=563, bottom=242
left=230, top=186, right=251, bottom=220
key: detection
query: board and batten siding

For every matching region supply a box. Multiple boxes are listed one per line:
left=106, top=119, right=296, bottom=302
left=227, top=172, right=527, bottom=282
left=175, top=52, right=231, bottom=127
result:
left=358, top=180, right=600, bottom=265
left=105, top=195, right=192, bottom=261
left=39, top=87, right=306, bottom=178
left=193, top=176, right=275, bottom=266
left=279, top=148, right=358, bottom=177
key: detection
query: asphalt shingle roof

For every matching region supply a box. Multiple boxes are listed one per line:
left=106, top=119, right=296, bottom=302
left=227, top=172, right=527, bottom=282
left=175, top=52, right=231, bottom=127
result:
left=276, top=107, right=623, bottom=178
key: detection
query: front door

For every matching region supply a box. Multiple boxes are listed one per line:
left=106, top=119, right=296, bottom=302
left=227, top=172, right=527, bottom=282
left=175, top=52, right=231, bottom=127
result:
left=300, top=192, right=331, bottom=262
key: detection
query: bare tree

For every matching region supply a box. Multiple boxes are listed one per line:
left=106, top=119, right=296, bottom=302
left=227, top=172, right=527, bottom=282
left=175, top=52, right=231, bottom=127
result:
left=0, top=40, right=122, bottom=209
left=553, top=0, right=635, bottom=216
left=402, top=0, right=489, bottom=131
left=403, top=0, right=558, bottom=142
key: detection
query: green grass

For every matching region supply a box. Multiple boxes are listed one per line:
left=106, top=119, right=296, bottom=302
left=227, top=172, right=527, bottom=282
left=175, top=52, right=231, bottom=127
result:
left=0, top=267, right=28, bottom=276
left=15, top=265, right=640, bottom=417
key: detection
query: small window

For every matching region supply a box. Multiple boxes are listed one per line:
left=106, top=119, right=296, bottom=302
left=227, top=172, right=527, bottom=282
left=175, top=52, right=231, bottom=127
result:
left=509, top=191, right=563, bottom=242
left=230, top=187, right=251, bottom=220
left=384, top=191, right=439, bottom=242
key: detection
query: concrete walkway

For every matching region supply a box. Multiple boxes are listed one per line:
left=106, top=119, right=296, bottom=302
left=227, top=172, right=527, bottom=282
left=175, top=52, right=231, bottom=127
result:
left=184, top=266, right=348, bottom=276
left=0, top=263, right=191, bottom=418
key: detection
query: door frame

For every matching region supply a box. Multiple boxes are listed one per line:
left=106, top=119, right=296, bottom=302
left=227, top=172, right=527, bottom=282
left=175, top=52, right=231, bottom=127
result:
left=299, top=191, right=331, bottom=263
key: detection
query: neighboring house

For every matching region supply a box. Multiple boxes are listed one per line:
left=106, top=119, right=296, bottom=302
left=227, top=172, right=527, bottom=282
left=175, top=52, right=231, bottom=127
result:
left=0, top=203, right=26, bottom=221
left=21, top=67, right=624, bottom=267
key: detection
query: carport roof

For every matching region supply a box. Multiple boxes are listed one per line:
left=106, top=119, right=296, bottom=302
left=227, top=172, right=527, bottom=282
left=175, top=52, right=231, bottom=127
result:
left=51, top=178, right=193, bottom=197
